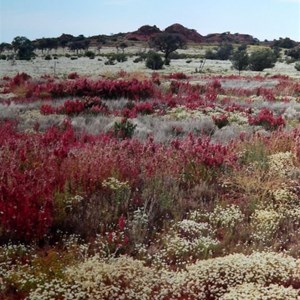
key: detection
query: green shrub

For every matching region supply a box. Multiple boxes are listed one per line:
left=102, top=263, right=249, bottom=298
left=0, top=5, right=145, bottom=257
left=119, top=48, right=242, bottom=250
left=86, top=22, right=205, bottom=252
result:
left=249, top=48, right=277, bottom=71
left=84, top=50, right=95, bottom=59
left=113, top=118, right=137, bottom=139
left=145, top=51, right=164, bottom=70
left=109, top=53, right=127, bottom=62
left=0, top=54, right=7, bottom=60
left=44, top=54, right=52, bottom=60
left=295, top=62, right=300, bottom=71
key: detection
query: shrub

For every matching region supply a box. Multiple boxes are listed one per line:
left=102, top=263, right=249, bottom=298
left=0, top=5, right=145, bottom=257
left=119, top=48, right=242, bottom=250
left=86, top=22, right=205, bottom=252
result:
left=249, top=48, right=277, bottom=71
left=248, top=108, right=285, bottom=130
left=145, top=51, right=164, bottom=70
left=113, top=118, right=137, bottom=139
left=84, top=50, right=95, bottom=59
left=0, top=54, right=7, bottom=60
left=44, top=54, right=52, bottom=60
left=295, top=61, right=300, bottom=71
left=231, top=49, right=249, bottom=75
left=111, top=52, right=127, bottom=62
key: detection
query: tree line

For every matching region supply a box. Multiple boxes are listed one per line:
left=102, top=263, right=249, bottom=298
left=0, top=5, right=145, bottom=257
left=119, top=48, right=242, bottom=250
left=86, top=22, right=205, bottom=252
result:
left=1, top=33, right=300, bottom=73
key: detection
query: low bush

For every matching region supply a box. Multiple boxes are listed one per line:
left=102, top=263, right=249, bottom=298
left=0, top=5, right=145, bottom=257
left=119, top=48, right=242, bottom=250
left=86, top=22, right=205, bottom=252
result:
left=145, top=51, right=164, bottom=70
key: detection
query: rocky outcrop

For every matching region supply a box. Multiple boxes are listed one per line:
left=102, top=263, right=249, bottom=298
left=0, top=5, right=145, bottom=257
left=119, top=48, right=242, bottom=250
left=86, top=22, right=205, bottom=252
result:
left=164, top=23, right=204, bottom=43
left=204, top=32, right=258, bottom=44
left=125, top=25, right=161, bottom=41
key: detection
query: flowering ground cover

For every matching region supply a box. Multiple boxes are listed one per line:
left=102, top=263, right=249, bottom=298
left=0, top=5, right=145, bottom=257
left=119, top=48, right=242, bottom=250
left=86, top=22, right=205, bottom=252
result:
left=0, top=71, right=300, bottom=299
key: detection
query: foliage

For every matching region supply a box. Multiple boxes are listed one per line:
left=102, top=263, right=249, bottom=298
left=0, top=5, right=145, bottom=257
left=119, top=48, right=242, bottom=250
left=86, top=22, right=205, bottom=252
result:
left=205, top=43, right=233, bottom=60
left=113, top=118, right=137, bottom=139
left=230, top=48, right=249, bottom=74
left=149, top=32, right=186, bottom=65
left=84, top=50, right=95, bottom=59
left=248, top=48, right=277, bottom=71
left=1, top=71, right=300, bottom=299
left=286, top=46, right=300, bottom=60
left=12, top=36, right=35, bottom=60
left=248, top=108, right=285, bottom=130
left=145, top=51, right=164, bottom=70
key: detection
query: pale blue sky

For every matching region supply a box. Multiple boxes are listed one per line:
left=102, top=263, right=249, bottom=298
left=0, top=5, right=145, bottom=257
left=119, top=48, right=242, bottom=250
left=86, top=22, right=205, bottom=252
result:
left=0, top=0, right=299, bottom=43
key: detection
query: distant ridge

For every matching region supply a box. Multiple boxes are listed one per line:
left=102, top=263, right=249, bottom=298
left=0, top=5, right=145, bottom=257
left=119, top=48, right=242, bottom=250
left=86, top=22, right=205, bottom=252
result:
left=25, top=23, right=299, bottom=49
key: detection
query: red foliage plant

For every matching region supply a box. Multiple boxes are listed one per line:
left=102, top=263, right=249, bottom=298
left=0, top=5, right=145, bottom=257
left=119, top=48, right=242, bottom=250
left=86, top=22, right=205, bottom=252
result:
left=248, top=108, right=285, bottom=130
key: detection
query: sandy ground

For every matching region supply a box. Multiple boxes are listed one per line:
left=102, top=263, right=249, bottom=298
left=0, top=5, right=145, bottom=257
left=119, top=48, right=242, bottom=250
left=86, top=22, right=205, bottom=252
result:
left=0, top=46, right=300, bottom=79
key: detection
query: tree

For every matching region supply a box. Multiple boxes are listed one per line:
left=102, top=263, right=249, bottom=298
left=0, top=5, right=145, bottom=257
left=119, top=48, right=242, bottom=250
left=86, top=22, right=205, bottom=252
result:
left=231, top=46, right=249, bottom=75
left=149, top=33, right=186, bottom=65
left=0, top=43, right=12, bottom=53
left=118, top=42, right=128, bottom=53
left=248, top=48, right=277, bottom=71
left=12, top=36, right=35, bottom=60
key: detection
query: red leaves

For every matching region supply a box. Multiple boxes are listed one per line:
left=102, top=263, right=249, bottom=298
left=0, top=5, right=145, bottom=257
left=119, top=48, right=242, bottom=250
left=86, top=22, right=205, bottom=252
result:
left=248, top=108, right=285, bottom=131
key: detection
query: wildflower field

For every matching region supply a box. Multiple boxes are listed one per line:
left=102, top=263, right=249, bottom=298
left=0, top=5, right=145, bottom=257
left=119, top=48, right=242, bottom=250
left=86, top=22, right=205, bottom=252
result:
left=1, top=70, right=300, bottom=299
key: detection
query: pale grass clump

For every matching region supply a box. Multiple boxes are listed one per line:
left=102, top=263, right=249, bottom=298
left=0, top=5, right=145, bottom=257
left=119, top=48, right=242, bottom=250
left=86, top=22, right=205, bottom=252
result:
left=152, top=218, right=219, bottom=266
left=102, top=177, right=130, bottom=191
left=182, top=251, right=300, bottom=299
left=250, top=208, right=283, bottom=243
left=0, top=243, right=44, bottom=294
left=64, top=255, right=159, bottom=300
left=268, top=151, right=295, bottom=177
left=220, top=283, right=300, bottom=300
left=26, top=251, right=300, bottom=300
left=272, top=185, right=298, bottom=206
left=27, top=279, right=86, bottom=300
left=227, top=111, right=249, bottom=125
left=166, top=106, right=206, bottom=120
left=209, top=204, right=244, bottom=230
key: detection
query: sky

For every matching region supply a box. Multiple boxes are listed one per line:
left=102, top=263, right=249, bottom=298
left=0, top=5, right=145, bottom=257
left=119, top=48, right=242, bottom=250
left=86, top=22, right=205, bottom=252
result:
left=0, top=0, right=300, bottom=43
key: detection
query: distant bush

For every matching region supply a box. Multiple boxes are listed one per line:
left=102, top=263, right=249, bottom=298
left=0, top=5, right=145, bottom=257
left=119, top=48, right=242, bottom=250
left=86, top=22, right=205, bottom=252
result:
left=286, top=47, right=300, bottom=60
left=205, top=44, right=233, bottom=60
left=133, top=56, right=143, bottom=63
left=85, top=50, right=95, bottom=59
left=111, top=53, right=127, bottom=62
left=249, top=48, right=277, bottom=71
left=44, top=54, right=52, bottom=60
left=295, top=62, right=300, bottom=71
left=145, top=51, right=164, bottom=70
left=0, top=54, right=6, bottom=60
left=70, top=56, right=78, bottom=60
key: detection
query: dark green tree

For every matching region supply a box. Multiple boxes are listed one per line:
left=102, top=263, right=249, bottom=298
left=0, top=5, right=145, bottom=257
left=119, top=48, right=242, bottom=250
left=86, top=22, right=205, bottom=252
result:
left=0, top=42, right=12, bottom=53
left=149, top=33, right=186, bottom=65
left=231, top=47, right=249, bottom=75
left=12, top=36, right=35, bottom=60
left=249, top=48, right=277, bottom=71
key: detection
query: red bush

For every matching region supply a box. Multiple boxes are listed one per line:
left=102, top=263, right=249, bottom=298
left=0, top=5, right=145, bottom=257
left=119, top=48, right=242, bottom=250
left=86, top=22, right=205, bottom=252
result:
left=248, top=108, right=285, bottom=130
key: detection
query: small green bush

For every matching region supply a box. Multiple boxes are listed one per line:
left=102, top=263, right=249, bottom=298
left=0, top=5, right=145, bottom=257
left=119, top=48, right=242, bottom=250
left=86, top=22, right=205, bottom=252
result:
left=44, top=54, right=52, bottom=60
left=295, top=62, right=300, bottom=71
left=249, top=48, right=277, bottom=71
left=114, top=118, right=137, bottom=139
left=0, top=54, right=7, bottom=60
left=145, top=51, right=164, bottom=70
left=85, top=50, right=95, bottom=59
left=110, top=53, right=127, bottom=62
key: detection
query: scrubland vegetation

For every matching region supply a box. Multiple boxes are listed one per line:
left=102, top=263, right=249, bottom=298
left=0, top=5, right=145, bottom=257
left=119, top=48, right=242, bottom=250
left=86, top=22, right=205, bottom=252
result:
left=1, top=36, right=300, bottom=299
